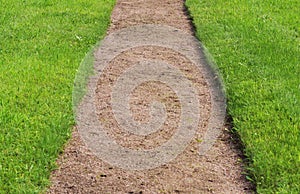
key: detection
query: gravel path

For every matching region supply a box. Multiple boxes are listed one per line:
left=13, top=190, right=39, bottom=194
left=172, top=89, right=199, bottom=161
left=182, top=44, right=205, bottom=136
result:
left=48, top=0, right=253, bottom=193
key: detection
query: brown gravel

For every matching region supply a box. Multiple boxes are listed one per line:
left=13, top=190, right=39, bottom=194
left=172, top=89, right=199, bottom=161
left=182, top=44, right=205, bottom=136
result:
left=95, top=46, right=210, bottom=150
left=47, top=0, right=254, bottom=193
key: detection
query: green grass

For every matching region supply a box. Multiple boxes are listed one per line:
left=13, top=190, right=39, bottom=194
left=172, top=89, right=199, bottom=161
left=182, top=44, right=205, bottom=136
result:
left=186, top=0, right=300, bottom=193
left=1, top=0, right=299, bottom=193
left=0, top=0, right=115, bottom=193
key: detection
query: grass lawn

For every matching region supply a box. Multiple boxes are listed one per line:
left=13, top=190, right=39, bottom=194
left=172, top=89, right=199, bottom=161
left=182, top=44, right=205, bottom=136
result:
left=186, top=0, right=300, bottom=193
left=0, top=0, right=115, bottom=193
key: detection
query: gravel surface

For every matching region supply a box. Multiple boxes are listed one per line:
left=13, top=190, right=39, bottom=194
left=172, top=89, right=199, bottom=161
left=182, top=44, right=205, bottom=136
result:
left=47, top=0, right=254, bottom=193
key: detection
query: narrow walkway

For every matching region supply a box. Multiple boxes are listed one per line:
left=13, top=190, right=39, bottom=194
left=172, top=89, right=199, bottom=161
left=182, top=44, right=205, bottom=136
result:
left=48, top=0, right=253, bottom=193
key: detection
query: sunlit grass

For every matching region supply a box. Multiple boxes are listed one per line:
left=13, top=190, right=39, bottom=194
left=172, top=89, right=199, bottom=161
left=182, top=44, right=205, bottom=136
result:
left=0, top=0, right=115, bottom=193
left=186, top=0, right=300, bottom=193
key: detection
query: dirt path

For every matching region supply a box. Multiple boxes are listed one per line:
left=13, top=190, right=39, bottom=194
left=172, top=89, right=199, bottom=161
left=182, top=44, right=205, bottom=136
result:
left=48, top=0, right=253, bottom=193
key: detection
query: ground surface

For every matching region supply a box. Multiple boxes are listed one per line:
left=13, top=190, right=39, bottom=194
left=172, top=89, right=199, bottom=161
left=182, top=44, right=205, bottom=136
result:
left=48, top=0, right=253, bottom=193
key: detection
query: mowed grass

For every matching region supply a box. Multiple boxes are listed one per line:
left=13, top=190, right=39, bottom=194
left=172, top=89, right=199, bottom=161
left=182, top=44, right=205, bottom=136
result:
left=0, top=0, right=115, bottom=193
left=186, top=0, right=299, bottom=193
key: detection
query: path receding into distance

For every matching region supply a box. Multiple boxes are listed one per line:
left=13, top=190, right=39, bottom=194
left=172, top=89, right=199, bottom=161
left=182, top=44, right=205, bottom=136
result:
left=48, top=0, right=253, bottom=193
